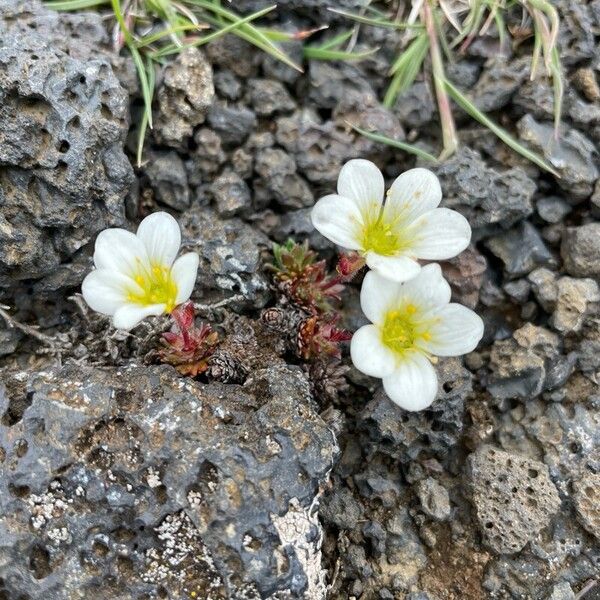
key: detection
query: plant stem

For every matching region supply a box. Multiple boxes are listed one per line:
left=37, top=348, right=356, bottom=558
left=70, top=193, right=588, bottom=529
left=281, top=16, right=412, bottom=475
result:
left=422, top=0, right=458, bottom=160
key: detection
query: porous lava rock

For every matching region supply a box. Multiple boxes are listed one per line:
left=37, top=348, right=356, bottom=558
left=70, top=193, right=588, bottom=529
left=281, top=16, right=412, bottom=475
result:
left=468, top=445, right=561, bottom=554
left=0, top=363, right=337, bottom=598
left=0, top=0, right=133, bottom=289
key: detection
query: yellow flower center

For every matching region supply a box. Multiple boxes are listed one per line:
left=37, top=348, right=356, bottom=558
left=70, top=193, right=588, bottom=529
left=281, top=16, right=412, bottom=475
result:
left=381, top=304, right=433, bottom=355
left=359, top=203, right=413, bottom=256
left=127, top=261, right=178, bottom=312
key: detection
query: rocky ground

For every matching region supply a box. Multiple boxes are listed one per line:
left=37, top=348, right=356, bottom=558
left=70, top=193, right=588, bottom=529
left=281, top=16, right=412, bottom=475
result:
left=0, top=0, right=599, bottom=598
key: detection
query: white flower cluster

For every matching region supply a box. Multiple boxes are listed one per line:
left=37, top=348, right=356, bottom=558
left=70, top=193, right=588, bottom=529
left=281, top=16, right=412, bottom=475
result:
left=312, top=159, right=484, bottom=411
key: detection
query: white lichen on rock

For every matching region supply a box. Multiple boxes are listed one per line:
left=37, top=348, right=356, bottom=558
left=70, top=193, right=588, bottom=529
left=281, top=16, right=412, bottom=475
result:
left=270, top=498, right=328, bottom=600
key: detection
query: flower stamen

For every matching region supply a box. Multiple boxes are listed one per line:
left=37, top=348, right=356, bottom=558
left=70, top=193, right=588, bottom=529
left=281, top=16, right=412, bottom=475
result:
left=127, top=262, right=178, bottom=312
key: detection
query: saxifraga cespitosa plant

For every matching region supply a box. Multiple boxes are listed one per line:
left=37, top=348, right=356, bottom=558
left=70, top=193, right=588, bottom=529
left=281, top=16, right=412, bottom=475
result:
left=332, top=0, right=562, bottom=175
left=264, top=239, right=363, bottom=362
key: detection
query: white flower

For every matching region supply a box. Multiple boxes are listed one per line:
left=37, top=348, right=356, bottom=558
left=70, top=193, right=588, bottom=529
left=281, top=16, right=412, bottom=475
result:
left=311, top=159, right=471, bottom=282
left=351, top=264, right=484, bottom=411
left=82, top=212, right=199, bottom=330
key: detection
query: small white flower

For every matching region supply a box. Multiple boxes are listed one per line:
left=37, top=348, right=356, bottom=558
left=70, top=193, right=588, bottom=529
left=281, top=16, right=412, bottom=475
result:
left=311, top=159, right=471, bottom=282
left=82, top=212, right=199, bottom=330
left=351, top=264, right=484, bottom=411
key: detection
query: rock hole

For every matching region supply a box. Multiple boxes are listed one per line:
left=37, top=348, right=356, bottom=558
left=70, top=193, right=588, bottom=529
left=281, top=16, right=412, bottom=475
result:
left=14, top=439, right=28, bottom=458
left=485, top=522, right=494, bottom=529
left=528, top=468, right=539, bottom=478
left=155, top=485, right=168, bottom=504
left=92, top=540, right=109, bottom=556
left=116, top=556, right=134, bottom=576
left=58, top=140, right=70, bottom=153
left=442, top=381, right=454, bottom=393
left=79, top=75, right=86, bottom=84
left=29, top=545, right=51, bottom=579
left=9, top=484, right=30, bottom=498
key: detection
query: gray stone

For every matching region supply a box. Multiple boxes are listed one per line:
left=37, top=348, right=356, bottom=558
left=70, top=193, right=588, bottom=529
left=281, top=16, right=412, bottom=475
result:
left=573, top=472, right=600, bottom=540
left=0, top=326, right=22, bottom=357
left=213, top=69, right=242, bottom=101
left=276, top=110, right=356, bottom=185
left=552, top=276, right=600, bottom=333
left=179, top=206, right=270, bottom=308
left=206, top=36, right=259, bottom=79
left=320, top=488, right=364, bottom=530
left=488, top=324, right=561, bottom=400
left=485, top=221, right=556, bottom=278
left=472, top=56, right=531, bottom=112
left=187, top=128, right=227, bottom=180
left=536, top=197, right=572, bottom=224
left=254, top=148, right=314, bottom=209
left=547, top=582, right=575, bottom=600
left=210, top=170, right=251, bottom=217
left=431, top=147, right=536, bottom=230
left=503, top=279, right=531, bottom=304
left=154, top=48, right=214, bottom=148
left=334, top=90, right=405, bottom=157
left=361, top=358, right=472, bottom=462
left=145, top=151, right=190, bottom=210
left=468, top=446, right=561, bottom=554
left=440, top=247, right=487, bottom=309
left=561, top=223, right=600, bottom=278
left=0, top=0, right=132, bottom=288
left=207, top=102, right=257, bottom=147
left=248, top=78, right=296, bottom=116
left=0, top=363, right=337, bottom=598
left=393, top=82, right=436, bottom=129
left=528, top=267, right=558, bottom=312
left=517, top=115, right=598, bottom=201
left=415, top=478, right=451, bottom=521
left=557, top=0, right=596, bottom=65
left=308, top=61, right=375, bottom=109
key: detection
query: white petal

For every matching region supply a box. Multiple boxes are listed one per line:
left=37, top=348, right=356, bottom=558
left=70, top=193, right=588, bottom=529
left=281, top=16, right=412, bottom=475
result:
left=112, top=303, right=166, bottom=330
left=417, top=303, right=484, bottom=356
left=93, top=228, right=149, bottom=277
left=385, top=168, right=442, bottom=225
left=311, top=194, right=363, bottom=250
left=382, top=353, right=438, bottom=411
left=360, top=270, right=403, bottom=325
left=337, top=159, right=385, bottom=214
left=397, top=263, right=451, bottom=312
left=408, top=208, right=471, bottom=260
left=81, top=269, right=141, bottom=316
left=364, top=251, right=421, bottom=283
left=171, top=252, right=200, bottom=305
left=137, top=211, right=181, bottom=268
left=350, top=324, right=397, bottom=378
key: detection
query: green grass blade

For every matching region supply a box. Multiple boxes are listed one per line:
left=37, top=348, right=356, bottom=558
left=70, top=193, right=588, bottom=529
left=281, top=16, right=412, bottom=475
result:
left=346, top=122, right=438, bottom=162
left=46, top=0, right=109, bottom=9
left=261, top=25, right=327, bottom=42
left=550, top=47, right=563, bottom=136
left=384, top=33, right=429, bottom=107
left=318, top=29, right=355, bottom=51
left=136, top=58, right=156, bottom=167
left=304, top=46, right=378, bottom=61
left=136, top=23, right=205, bottom=48
left=149, top=4, right=276, bottom=58
left=111, top=0, right=153, bottom=128
left=327, top=7, right=423, bottom=30
left=444, top=79, right=559, bottom=176
left=186, top=0, right=302, bottom=72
